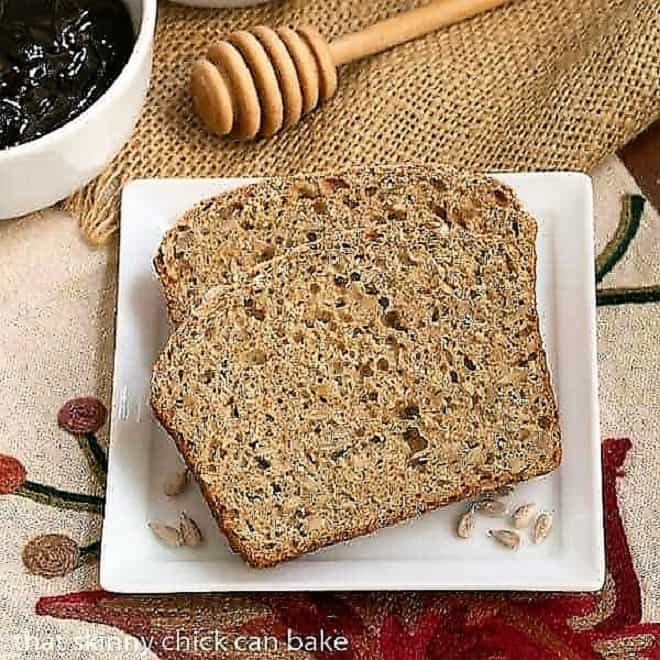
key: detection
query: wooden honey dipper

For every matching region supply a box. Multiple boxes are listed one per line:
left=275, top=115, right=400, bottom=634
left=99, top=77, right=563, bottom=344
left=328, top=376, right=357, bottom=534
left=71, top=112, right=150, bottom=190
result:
left=191, top=0, right=512, bottom=140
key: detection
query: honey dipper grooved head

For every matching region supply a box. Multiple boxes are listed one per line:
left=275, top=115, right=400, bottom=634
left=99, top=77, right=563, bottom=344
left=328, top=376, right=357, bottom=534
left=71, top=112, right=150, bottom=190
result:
left=228, top=30, right=283, bottom=137
left=251, top=26, right=303, bottom=129
left=190, top=25, right=338, bottom=140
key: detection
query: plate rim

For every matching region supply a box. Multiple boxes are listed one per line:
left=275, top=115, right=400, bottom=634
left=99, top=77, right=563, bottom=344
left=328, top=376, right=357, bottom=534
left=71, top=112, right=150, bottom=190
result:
left=101, top=172, right=604, bottom=593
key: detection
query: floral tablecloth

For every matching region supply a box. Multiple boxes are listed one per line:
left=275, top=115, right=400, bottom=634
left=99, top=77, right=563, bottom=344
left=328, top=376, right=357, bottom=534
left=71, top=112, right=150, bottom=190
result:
left=0, top=155, right=658, bottom=659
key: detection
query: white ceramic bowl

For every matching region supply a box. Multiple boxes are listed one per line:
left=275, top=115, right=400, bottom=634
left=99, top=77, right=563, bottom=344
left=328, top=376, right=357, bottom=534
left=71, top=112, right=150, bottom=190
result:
left=0, top=0, right=157, bottom=219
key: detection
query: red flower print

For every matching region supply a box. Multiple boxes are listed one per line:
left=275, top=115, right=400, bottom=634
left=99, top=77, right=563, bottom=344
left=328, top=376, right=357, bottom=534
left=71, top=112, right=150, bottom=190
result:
left=34, top=439, right=660, bottom=659
left=0, top=454, right=27, bottom=494
left=57, top=397, right=107, bottom=435
left=380, top=612, right=442, bottom=660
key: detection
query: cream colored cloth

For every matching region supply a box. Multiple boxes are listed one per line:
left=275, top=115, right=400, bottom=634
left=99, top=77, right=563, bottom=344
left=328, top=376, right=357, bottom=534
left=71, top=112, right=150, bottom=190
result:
left=0, top=157, right=658, bottom=658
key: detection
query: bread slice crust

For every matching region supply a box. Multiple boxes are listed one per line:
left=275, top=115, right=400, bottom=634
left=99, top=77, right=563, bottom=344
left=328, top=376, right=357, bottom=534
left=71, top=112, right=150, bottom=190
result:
left=153, top=403, right=559, bottom=568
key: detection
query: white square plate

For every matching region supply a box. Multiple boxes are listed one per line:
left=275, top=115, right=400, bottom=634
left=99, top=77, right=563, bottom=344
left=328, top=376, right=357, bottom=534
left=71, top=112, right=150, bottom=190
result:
left=101, top=173, right=604, bottom=593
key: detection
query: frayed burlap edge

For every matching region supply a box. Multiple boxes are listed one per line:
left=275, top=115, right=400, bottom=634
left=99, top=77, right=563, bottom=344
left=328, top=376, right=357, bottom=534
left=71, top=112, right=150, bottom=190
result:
left=61, top=160, right=131, bottom=246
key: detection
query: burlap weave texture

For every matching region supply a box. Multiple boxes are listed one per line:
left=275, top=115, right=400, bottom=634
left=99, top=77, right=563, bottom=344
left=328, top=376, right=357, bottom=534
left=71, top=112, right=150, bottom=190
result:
left=64, top=0, right=660, bottom=244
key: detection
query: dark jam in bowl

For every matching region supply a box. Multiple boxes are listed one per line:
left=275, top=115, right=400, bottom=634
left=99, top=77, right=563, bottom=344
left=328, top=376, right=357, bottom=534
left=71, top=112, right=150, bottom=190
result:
left=0, top=0, right=135, bottom=150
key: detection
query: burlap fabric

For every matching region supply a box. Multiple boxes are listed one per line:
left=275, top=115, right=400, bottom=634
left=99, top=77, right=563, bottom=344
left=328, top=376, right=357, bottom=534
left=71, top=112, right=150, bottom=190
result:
left=64, top=0, right=660, bottom=244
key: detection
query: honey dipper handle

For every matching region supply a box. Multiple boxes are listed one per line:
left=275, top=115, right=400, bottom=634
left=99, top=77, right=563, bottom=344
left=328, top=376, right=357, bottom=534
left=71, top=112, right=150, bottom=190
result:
left=329, top=0, right=512, bottom=66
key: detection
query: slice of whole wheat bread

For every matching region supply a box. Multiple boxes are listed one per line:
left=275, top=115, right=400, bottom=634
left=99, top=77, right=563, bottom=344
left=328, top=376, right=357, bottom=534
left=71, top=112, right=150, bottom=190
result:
left=151, top=205, right=560, bottom=568
left=154, top=165, right=535, bottom=324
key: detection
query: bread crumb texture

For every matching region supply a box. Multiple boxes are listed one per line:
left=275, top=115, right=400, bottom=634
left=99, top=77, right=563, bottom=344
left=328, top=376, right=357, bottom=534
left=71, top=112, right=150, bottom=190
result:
left=152, top=167, right=560, bottom=567
left=154, top=165, right=532, bottom=324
